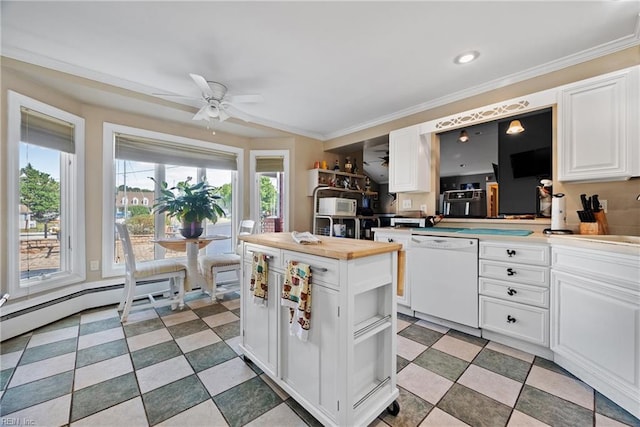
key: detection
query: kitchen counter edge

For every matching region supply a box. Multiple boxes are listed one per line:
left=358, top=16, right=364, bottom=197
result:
left=372, top=227, right=640, bottom=253
left=239, top=232, right=402, bottom=260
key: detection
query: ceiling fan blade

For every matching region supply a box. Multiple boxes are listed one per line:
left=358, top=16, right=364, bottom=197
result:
left=192, top=104, right=212, bottom=121
left=189, top=73, right=214, bottom=98
left=227, top=94, right=264, bottom=104
left=218, top=107, right=230, bottom=122
left=223, top=104, right=253, bottom=122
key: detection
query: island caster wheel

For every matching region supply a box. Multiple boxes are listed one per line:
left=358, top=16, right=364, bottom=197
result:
left=387, top=400, right=400, bottom=416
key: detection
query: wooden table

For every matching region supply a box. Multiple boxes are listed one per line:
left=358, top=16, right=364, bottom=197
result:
left=153, top=235, right=230, bottom=291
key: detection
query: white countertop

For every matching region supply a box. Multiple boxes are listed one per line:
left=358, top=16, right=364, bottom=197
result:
left=372, top=227, right=640, bottom=251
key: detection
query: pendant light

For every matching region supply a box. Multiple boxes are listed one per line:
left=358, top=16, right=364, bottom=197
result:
left=506, top=120, right=525, bottom=134
left=458, top=130, right=469, bottom=143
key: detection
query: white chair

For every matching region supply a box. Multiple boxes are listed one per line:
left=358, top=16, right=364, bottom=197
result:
left=198, top=219, right=255, bottom=301
left=115, top=223, right=187, bottom=322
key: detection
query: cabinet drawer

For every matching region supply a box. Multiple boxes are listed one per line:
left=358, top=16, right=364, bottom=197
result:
left=480, top=241, right=550, bottom=266
left=479, top=278, right=549, bottom=308
left=244, top=244, right=283, bottom=270
left=480, top=260, right=549, bottom=287
left=480, top=296, right=549, bottom=346
left=552, top=246, right=640, bottom=290
left=282, top=250, right=340, bottom=287
left=374, top=233, right=410, bottom=249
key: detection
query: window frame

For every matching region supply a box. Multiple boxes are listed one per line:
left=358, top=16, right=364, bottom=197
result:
left=6, top=91, right=86, bottom=297
left=102, top=123, right=243, bottom=278
left=249, top=150, right=290, bottom=233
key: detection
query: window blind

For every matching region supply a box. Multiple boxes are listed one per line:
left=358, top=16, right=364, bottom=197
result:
left=115, top=133, right=237, bottom=170
left=21, top=107, right=75, bottom=153
left=255, top=156, right=284, bottom=172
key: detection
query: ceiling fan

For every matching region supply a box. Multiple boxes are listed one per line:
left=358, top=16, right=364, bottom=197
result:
left=364, top=150, right=389, bottom=166
left=154, top=73, right=263, bottom=122
left=379, top=152, right=389, bottom=167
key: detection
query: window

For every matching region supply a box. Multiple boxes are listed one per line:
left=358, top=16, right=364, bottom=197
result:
left=6, top=91, right=86, bottom=297
left=102, top=124, right=243, bottom=276
left=250, top=151, right=289, bottom=233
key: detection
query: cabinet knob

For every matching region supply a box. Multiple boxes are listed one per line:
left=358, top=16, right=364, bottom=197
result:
left=507, top=287, right=517, bottom=296
left=506, top=249, right=516, bottom=257
left=507, top=268, right=516, bottom=276
left=507, top=315, right=517, bottom=323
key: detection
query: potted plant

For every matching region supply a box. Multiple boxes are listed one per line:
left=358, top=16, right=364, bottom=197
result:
left=151, top=177, right=225, bottom=238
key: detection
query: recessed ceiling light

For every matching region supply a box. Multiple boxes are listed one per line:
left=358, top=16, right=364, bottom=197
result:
left=454, top=51, right=480, bottom=64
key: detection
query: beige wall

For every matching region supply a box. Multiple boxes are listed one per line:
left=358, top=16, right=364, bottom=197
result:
left=323, top=46, right=640, bottom=235
left=2, top=47, right=640, bottom=298
left=0, top=62, right=323, bottom=294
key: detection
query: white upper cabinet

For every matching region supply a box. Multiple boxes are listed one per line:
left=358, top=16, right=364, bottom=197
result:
left=558, top=66, right=639, bottom=182
left=389, top=125, right=431, bottom=192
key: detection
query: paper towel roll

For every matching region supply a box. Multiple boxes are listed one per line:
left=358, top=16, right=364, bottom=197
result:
left=551, top=194, right=567, bottom=230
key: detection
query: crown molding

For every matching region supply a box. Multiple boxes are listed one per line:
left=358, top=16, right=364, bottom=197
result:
left=325, top=15, right=640, bottom=141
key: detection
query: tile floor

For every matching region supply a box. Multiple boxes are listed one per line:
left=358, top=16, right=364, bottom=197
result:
left=1, top=291, right=639, bottom=427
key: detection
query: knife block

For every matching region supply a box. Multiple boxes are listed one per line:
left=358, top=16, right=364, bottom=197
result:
left=579, top=211, right=609, bottom=235
left=579, top=222, right=600, bottom=235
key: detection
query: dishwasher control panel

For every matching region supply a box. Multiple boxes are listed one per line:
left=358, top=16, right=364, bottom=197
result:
left=410, top=235, right=478, bottom=250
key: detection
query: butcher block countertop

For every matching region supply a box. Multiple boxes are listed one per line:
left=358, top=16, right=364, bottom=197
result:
left=239, top=232, right=401, bottom=260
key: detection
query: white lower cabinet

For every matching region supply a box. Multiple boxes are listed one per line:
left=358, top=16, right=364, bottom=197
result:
left=239, top=240, right=399, bottom=426
left=241, top=245, right=282, bottom=377
left=551, top=243, right=640, bottom=419
left=478, top=241, right=551, bottom=355
left=479, top=296, right=549, bottom=346
left=280, top=283, right=339, bottom=420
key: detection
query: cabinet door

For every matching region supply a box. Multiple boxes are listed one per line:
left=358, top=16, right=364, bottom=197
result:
left=551, top=270, right=640, bottom=414
left=558, top=67, right=639, bottom=182
left=241, top=262, right=280, bottom=377
left=389, top=126, right=431, bottom=192
left=280, top=284, right=339, bottom=421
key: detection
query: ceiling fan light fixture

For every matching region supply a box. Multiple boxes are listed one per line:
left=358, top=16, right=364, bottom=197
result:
left=506, top=120, right=525, bottom=134
left=458, top=130, right=470, bottom=143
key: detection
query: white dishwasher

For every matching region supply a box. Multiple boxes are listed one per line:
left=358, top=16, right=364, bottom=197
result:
left=409, top=235, right=479, bottom=328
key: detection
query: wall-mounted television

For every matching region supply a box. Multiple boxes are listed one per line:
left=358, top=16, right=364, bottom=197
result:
left=510, top=147, right=551, bottom=179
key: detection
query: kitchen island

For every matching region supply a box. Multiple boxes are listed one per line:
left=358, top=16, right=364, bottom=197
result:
left=238, top=232, right=402, bottom=427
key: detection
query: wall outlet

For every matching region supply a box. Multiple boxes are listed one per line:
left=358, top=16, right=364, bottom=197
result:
left=402, top=199, right=412, bottom=209
left=90, top=260, right=100, bottom=271
left=420, top=204, right=427, bottom=212
left=600, top=199, right=607, bottom=213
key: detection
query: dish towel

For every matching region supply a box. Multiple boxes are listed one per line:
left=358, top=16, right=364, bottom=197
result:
left=249, top=252, right=268, bottom=306
left=281, top=261, right=312, bottom=341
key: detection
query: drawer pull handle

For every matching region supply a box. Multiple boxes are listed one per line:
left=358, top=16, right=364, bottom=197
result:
left=388, top=238, right=394, bottom=243
left=507, top=287, right=517, bottom=296
left=507, top=268, right=516, bottom=276
left=506, top=249, right=516, bottom=257
left=507, top=315, right=517, bottom=323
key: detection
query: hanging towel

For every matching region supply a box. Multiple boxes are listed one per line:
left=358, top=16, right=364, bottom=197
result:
left=281, top=261, right=312, bottom=341
left=249, top=252, right=268, bottom=306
